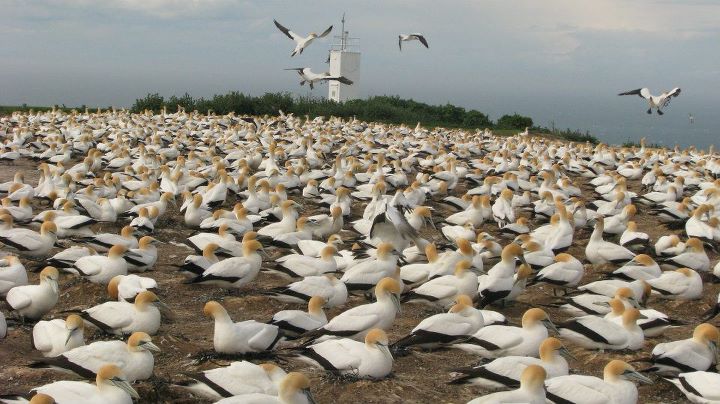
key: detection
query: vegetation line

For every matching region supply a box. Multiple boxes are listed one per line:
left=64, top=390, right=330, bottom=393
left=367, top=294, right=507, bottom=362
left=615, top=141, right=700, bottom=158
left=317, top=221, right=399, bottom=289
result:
left=1, top=92, right=599, bottom=144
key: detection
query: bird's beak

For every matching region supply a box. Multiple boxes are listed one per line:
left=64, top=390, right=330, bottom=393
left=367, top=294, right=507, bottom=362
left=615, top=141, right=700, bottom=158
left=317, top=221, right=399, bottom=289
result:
left=49, top=278, right=59, bottom=294
left=303, top=389, right=317, bottom=404
left=542, top=319, right=559, bottom=334
left=112, top=377, right=140, bottom=399
left=378, top=342, right=393, bottom=360
left=65, top=328, right=77, bottom=346
left=216, top=247, right=234, bottom=256
left=629, top=298, right=641, bottom=309
left=390, top=293, right=402, bottom=314
left=140, top=340, right=161, bottom=352
left=708, top=341, right=718, bottom=358
left=624, top=370, right=653, bottom=385
left=559, top=346, right=577, bottom=361
left=154, top=300, right=172, bottom=317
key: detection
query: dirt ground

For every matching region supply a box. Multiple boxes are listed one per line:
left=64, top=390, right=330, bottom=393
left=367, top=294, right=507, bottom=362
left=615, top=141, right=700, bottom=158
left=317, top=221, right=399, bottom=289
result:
left=1, top=154, right=717, bottom=403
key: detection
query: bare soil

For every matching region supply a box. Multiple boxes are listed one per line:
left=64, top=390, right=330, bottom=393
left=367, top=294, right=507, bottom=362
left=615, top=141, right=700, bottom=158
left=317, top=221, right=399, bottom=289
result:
left=1, top=156, right=716, bottom=403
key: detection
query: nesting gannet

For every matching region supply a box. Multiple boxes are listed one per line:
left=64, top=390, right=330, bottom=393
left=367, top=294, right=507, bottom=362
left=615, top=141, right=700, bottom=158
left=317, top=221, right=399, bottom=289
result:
left=128, top=207, right=155, bottom=235
left=47, top=246, right=97, bottom=271
left=79, top=291, right=166, bottom=335
left=611, top=254, right=661, bottom=281
left=175, top=242, right=225, bottom=277
left=0, top=255, right=27, bottom=296
left=545, top=360, right=652, bottom=404
left=454, top=308, right=557, bottom=358
left=69, top=245, right=128, bottom=284
left=273, top=245, right=338, bottom=279
left=123, top=236, right=161, bottom=272
left=657, top=238, right=710, bottom=272
left=0, top=221, right=57, bottom=259
left=107, top=274, right=157, bottom=302
left=30, top=331, right=159, bottom=382
left=32, top=314, right=85, bottom=357
left=285, top=68, right=353, bottom=90
left=403, top=260, right=478, bottom=309
left=618, top=87, right=681, bottom=115
left=647, top=267, right=703, bottom=300
left=295, top=234, right=344, bottom=258
left=304, top=278, right=401, bottom=343
left=258, top=200, right=299, bottom=238
left=7, top=364, right=139, bottom=403
left=393, top=295, right=484, bottom=350
left=175, top=361, right=287, bottom=400
left=204, top=301, right=282, bottom=354
left=188, top=239, right=263, bottom=289
left=340, top=243, right=399, bottom=292
left=264, top=274, right=348, bottom=308
left=399, top=243, right=441, bottom=287
left=398, top=34, right=429, bottom=51
left=477, top=263, right=532, bottom=308
left=639, top=323, right=719, bottom=375
left=273, top=20, right=332, bottom=57
left=450, top=337, right=570, bottom=389
left=466, top=364, right=547, bottom=404
left=532, top=253, right=584, bottom=292
left=558, top=307, right=644, bottom=350
left=269, top=296, right=327, bottom=339
left=294, top=328, right=393, bottom=379
left=585, top=217, right=635, bottom=266
left=212, top=372, right=314, bottom=404
left=75, top=225, right=137, bottom=252
left=521, top=240, right=555, bottom=270
left=666, top=371, right=720, bottom=403
left=558, top=286, right=641, bottom=317
left=6, top=266, right=59, bottom=321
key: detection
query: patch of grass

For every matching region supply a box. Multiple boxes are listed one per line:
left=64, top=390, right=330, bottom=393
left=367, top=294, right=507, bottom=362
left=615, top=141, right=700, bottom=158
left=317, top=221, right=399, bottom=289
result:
left=532, top=126, right=599, bottom=144
left=621, top=140, right=666, bottom=149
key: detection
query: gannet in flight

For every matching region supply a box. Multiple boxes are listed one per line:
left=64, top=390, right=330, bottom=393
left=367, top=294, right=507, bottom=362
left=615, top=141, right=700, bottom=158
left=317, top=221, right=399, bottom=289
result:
left=274, top=20, right=332, bottom=57
left=284, top=68, right=353, bottom=90
left=398, top=34, right=429, bottom=51
left=618, top=87, right=681, bottom=115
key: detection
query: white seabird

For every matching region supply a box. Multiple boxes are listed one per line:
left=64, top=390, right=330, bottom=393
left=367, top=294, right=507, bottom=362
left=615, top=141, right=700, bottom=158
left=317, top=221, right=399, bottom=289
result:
left=618, top=87, right=681, bottom=115
left=285, top=68, right=353, bottom=90
left=398, top=33, right=429, bottom=50
left=274, top=20, right=332, bottom=57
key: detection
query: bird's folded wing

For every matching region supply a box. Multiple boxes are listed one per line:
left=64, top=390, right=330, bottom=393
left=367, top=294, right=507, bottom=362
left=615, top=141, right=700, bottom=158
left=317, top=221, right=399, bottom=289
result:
left=32, top=321, right=56, bottom=351
left=84, top=303, right=134, bottom=329
left=324, top=311, right=380, bottom=333
left=6, top=289, right=32, bottom=310
left=64, top=341, right=128, bottom=371
left=310, top=339, right=362, bottom=370
left=473, top=327, right=523, bottom=349
left=649, top=273, right=688, bottom=295
left=545, top=376, right=612, bottom=404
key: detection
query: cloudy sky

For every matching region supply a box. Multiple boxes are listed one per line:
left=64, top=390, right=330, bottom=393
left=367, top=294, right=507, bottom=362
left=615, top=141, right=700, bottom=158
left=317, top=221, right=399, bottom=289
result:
left=2, top=0, right=719, bottom=146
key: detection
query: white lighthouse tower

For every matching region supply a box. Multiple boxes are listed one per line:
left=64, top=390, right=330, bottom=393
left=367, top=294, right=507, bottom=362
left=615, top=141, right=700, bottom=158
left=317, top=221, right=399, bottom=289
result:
left=328, top=14, right=360, bottom=102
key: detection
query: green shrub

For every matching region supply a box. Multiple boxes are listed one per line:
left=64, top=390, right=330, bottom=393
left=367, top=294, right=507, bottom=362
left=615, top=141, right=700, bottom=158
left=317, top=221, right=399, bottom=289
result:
left=496, top=113, right=533, bottom=129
